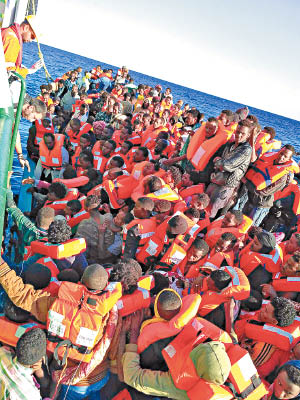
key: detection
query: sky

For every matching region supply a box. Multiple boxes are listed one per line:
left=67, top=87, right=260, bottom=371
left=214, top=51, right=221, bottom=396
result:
left=36, top=0, right=300, bottom=120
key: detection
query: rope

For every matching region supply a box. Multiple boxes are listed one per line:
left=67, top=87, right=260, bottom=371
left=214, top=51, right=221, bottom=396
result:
left=30, top=0, right=54, bottom=82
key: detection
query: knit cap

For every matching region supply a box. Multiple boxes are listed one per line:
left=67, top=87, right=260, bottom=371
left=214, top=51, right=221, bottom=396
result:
left=82, top=264, right=108, bottom=291
left=190, top=341, right=231, bottom=384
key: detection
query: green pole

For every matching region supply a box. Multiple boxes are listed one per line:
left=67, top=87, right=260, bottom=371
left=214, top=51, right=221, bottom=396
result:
left=0, top=105, right=14, bottom=239
left=8, top=71, right=26, bottom=170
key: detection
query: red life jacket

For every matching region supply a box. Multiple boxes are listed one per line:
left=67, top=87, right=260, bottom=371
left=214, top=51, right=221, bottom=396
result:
left=162, top=319, right=267, bottom=400
left=45, top=188, right=79, bottom=211
left=39, top=134, right=64, bottom=170
left=30, top=237, right=86, bottom=259
left=239, top=241, right=283, bottom=275
left=274, top=182, right=300, bottom=215
left=46, top=281, right=122, bottom=363
left=122, top=218, right=157, bottom=256
left=0, top=316, right=45, bottom=347
left=34, top=119, right=54, bottom=146
left=117, top=287, right=151, bottom=317
left=37, top=256, right=60, bottom=296
left=67, top=122, right=92, bottom=150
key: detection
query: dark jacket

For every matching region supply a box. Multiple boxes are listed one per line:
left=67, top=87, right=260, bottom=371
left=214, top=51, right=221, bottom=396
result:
left=220, top=142, right=252, bottom=187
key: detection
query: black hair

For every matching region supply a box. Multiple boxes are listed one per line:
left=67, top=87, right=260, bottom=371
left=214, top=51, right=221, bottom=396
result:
left=150, top=273, right=169, bottom=296
left=43, top=132, right=55, bottom=142
left=123, top=140, right=133, bottom=152
left=67, top=199, right=82, bottom=214
left=147, top=176, right=162, bottom=193
left=48, top=182, right=68, bottom=199
left=238, top=119, right=253, bottom=129
left=137, top=197, right=155, bottom=210
left=291, top=251, right=300, bottom=265
left=246, top=114, right=258, bottom=124
left=229, top=210, right=244, bottom=225
left=4, top=298, right=30, bottom=323
left=207, top=117, right=219, bottom=124
left=24, top=263, right=51, bottom=289
left=193, top=193, right=210, bottom=208
left=271, top=297, right=296, bottom=327
left=263, top=126, right=276, bottom=139
left=109, top=259, right=142, bottom=294
left=80, top=133, right=91, bottom=142
left=184, top=207, right=200, bottom=220
left=16, top=328, right=47, bottom=366
left=241, top=289, right=262, bottom=311
left=86, top=168, right=99, bottom=181
left=107, top=139, right=116, bottom=151
left=192, top=238, right=209, bottom=256
left=138, top=146, right=149, bottom=159
left=279, top=363, right=300, bottom=387
left=79, top=150, right=94, bottom=165
left=187, top=109, right=202, bottom=123
left=48, top=220, right=72, bottom=244
left=57, top=268, right=80, bottom=283
left=110, top=156, right=124, bottom=168
left=157, top=290, right=181, bottom=311
left=220, top=232, right=237, bottom=244
left=210, top=270, right=232, bottom=290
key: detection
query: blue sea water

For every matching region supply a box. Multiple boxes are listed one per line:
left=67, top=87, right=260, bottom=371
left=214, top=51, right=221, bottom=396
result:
left=11, top=42, right=300, bottom=192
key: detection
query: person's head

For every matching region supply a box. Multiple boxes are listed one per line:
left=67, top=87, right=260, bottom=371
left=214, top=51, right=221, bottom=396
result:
left=165, top=166, right=182, bottom=188
left=280, top=252, right=300, bottom=277
left=167, top=215, right=188, bottom=238
left=81, top=264, right=108, bottom=291
left=48, top=219, right=72, bottom=244
left=185, top=109, right=201, bottom=126
left=43, top=132, right=55, bottom=150
left=108, top=156, right=124, bottom=169
left=63, top=165, right=77, bottom=179
left=64, top=199, right=82, bottom=216
left=4, top=298, right=30, bottom=323
left=221, top=210, right=243, bottom=228
left=263, top=126, right=276, bottom=139
left=20, top=18, right=36, bottom=42
left=156, top=289, right=182, bottom=320
left=102, top=140, right=116, bottom=156
left=120, top=140, right=133, bottom=155
left=22, top=97, right=47, bottom=122
left=70, top=118, right=81, bottom=132
left=207, top=269, right=232, bottom=291
left=205, top=117, right=219, bottom=138
left=110, top=259, right=142, bottom=294
left=113, top=209, right=128, bottom=227
left=154, top=139, right=168, bottom=155
left=57, top=268, right=80, bottom=283
left=133, top=197, right=154, bottom=219
left=79, top=133, right=91, bottom=150
left=24, top=263, right=51, bottom=289
left=275, top=145, right=295, bottom=165
left=145, top=175, right=162, bottom=194
left=16, top=328, right=47, bottom=370
left=190, top=193, right=210, bottom=210
left=84, top=194, right=101, bottom=212
left=187, top=238, right=209, bottom=263
left=79, top=151, right=93, bottom=169
left=285, top=234, right=300, bottom=254
left=273, top=362, right=300, bottom=399
left=259, top=297, right=296, bottom=326
left=93, top=121, right=106, bottom=139
left=219, top=110, right=234, bottom=126
left=240, top=289, right=263, bottom=311
left=184, top=207, right=200, bottom=223
left=36, top=206, right=55, bottom=230
left=251, top=231, right=276, bottom=254
left=235, top=119, right=252, bottom=145
left=133, top=146, right=148, bottom=163
left=47, top=182, right=68, bottom=201
left=214, top=232, right=237, bottom=253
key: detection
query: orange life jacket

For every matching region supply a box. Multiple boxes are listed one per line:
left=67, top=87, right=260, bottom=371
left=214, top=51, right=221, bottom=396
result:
left=30, top=237, right=86, bottom=259
left=34, top=119, right=54, bottom=146
left=36, top=256, right=60, bottom=296
left=92, top=141, right=111, bottom=173
left=66, top=209, right=90, bottom=229
left=179, top=184, right=205, bottom=199
left=198, top=266, right=250, bottom=317
left=244, top=316, right=300, bottom=352
left=187, top=124, right=232, bottom=171
left=102, top=176, right=138, bottom=209
left=67, top=122, right=92, bottom=150
left=205, top=214, right=252, bottom=249
left=272, top=271, right=300, bottom=292
left=137, top=293, right=202, bottom=353
left=0, top=316, right=45, bottom=347
left=39, top=134, right=64, bottom=170
left=117, top=286, right=151, bottom=317
left=162, top=319, right=267, bottom=400
left=44, top=188, right=79, bottom=211
left=245, top=151, right=300, bottom=191
left=46, top=281, right=122, bottom=363
left=239, top=241, right=283, bottom=275
left=122, top=218, right=157, bottom=256
left=274, top=183, right=300, bottom=215
left=201, top=248, right=234, bottom=271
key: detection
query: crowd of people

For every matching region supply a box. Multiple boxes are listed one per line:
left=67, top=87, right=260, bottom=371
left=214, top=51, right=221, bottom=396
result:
left=1, top=61, right=300, bottom=400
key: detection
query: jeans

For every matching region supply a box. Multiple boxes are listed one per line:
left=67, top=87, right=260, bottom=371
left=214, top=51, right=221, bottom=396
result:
left=247, top=206, right=270, bottom=227
left=59, top=371, right=110, bottom=400
left=99, top=77, right=112, bottom=92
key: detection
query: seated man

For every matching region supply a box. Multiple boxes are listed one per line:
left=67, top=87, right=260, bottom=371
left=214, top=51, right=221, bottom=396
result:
left=0, top=328, right=47, bottom=400
left=265, top=361, right=300, bottom=400
left=239, top=231, right=283, bottom=290
left=202, top=232, right=236, bottom=271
